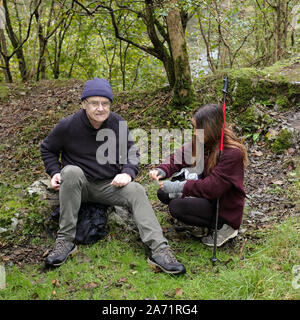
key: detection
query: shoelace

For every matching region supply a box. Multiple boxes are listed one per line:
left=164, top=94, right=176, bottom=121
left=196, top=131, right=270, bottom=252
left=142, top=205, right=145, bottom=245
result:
left=159, top=247, right=178, bottom=264
left=49, top=239, right=67, bottom=256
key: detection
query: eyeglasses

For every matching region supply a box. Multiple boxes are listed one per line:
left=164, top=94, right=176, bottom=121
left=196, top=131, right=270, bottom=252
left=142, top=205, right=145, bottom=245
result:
left=85, top=99, right=111, bottom=108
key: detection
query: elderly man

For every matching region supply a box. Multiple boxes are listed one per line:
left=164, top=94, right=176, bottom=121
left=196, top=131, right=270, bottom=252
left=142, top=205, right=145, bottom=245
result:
left=40, top=78, right=185, bottom=275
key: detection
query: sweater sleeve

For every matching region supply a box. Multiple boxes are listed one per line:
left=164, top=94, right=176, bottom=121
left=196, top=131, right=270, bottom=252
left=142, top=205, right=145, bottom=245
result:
left=156, top=143, right=192, bottom=178
left=182, top=148, right=245, bottom=199
left=40, top=118, right=67, bottom=178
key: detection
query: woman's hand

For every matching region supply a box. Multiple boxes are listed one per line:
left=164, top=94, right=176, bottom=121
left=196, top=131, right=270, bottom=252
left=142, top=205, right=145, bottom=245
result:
left=159, top=180, right=186, bottom=194
left=149, top=169, right=164, bottom=181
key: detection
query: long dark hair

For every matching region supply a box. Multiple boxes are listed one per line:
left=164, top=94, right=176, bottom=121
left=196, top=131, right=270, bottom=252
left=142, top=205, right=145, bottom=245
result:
left=192, top=104, right=248, bottom=175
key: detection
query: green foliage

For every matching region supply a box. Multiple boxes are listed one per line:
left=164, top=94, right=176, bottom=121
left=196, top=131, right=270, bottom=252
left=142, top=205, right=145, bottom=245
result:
left=271, top=129, right=293, bottom=154
left=275, top=96, right=289, bottom=108
left=237, top=105, right=274, bottom=143
left=2, top=0, right=299, bottom=99
left=0, top=85, right=9, bottom=102
left=237, top=105, right=273, bottom=130
left=0, top=182, right=45, bottom=240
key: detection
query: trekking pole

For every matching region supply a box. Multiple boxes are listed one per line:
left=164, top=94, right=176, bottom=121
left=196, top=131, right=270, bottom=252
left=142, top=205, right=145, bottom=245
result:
left=211, top=76, right=228, bottom=266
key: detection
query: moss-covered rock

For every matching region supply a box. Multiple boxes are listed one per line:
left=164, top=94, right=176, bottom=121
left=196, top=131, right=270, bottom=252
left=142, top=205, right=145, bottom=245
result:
left=231, top=77, right=254, bottom=110
left=271, top=129, right=293, bottom=154
left=194, top=55, right=300, bottom=110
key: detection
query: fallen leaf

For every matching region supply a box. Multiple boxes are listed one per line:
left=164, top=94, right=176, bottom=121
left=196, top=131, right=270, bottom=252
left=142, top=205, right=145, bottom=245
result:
left=118, top=277, right=128, bottom=283
left=51, top=279, right=60, bottom=287
left=223, top=258, right=234, bottom=266
left=272, top=180, right=284, bottom=185
left=148, top=264, right=162, bottom=273
left=32, top=292, right=39, bottom=300
left=1, top=256, right=10, bottom=261
left=175, top=288, right=183, bottom=296
left=252, top=150, right=263, bottom=157
left=110, top=259, right=119, bottom=263
left=116, top=278, right=128, bottom=287
left=83, top=282, right=98, bottom=290
left=97, top=265, right=106, bottom=270
left=67, top=285, right=77, bottom=293
left=42, top=249, right=50, bottom=258
left=130, top=270, right=138, bottom=275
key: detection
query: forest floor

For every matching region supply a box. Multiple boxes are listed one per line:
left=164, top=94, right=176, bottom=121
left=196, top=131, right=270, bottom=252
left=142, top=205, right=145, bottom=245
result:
left=0, top=79, right=299, bottom=300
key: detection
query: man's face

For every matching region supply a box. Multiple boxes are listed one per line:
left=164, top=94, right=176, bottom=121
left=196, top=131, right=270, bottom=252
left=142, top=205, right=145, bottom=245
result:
left=83, top=96, right=111, bottom=127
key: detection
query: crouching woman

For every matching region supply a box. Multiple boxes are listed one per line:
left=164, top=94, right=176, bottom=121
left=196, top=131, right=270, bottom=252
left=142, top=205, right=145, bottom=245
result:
left=149, top=104, right=248, bottom=247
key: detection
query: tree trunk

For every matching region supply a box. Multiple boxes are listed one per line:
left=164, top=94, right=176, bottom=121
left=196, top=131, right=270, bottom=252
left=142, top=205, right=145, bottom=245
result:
left=144, top=0, right=176, bottom=88
left=166, top=0, right=195, bottom=107
left=36, top=36, right=47, bottom=81
left=2, top=0, right=29, bottom=82
left=198, top=12, right=216, bottom=74
left=0, top=29, right=12, bottom=82
left=275, top=0, right=282, bottom=61
left=16, top=48, right=29, bottom=81
left=1, top=56, right=13, bottom=83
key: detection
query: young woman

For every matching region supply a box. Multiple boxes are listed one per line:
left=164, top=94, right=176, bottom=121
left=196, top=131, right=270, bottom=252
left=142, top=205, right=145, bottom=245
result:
left=149, top=104, right=248, bottom=247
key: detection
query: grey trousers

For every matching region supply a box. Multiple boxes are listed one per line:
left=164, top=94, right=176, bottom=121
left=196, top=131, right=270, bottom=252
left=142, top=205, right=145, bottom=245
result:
left=58, top=165, right=169, bottom=252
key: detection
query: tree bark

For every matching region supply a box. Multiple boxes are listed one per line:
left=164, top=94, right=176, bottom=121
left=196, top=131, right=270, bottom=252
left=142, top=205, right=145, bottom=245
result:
left=2, top=0, right=31, bottom=81
left=0, top=29, right=12, bottom=82
left=165, top=0, right=195, bottom=107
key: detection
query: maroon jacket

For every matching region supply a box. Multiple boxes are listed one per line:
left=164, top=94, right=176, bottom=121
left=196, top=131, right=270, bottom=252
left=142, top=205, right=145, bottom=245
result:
left=157, top=146, right=246, bottom=229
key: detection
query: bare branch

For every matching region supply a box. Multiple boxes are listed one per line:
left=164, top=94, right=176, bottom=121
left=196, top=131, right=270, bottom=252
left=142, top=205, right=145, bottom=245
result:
left=3, top=0, right=42, bottom=59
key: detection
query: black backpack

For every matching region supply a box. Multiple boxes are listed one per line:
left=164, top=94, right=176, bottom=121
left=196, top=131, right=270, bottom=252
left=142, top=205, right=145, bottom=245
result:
left=44, top=202, right=109, bottom=245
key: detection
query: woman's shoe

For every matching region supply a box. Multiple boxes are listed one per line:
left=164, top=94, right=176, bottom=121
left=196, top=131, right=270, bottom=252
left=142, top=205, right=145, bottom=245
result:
left=201, top=224, right=238, bottom=247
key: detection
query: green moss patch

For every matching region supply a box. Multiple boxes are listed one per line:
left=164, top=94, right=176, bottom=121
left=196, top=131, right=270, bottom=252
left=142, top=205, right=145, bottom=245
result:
left=271, top=129, right=293, bottom=154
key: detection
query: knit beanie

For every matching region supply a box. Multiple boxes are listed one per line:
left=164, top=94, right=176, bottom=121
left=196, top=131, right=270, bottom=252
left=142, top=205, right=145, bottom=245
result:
left=81, top=78, right=113, bottom=102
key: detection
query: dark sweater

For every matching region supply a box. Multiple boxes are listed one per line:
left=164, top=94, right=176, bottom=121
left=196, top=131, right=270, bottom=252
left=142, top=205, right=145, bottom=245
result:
left=40, top=109, right=139, bottom=181
left=157, top=145, right=246, bottom=229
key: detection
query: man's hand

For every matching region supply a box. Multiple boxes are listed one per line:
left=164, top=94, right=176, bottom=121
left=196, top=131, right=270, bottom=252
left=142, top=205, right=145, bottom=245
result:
left=110, top=173, right=132, bottom=187
left=51, top=173, right=61, bottom=191
left=149, top=169, right=163, bottom=181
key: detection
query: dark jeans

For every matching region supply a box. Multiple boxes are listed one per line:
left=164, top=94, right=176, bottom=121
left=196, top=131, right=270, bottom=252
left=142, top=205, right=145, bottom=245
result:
left=157, top=189, right=225, bottom=229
